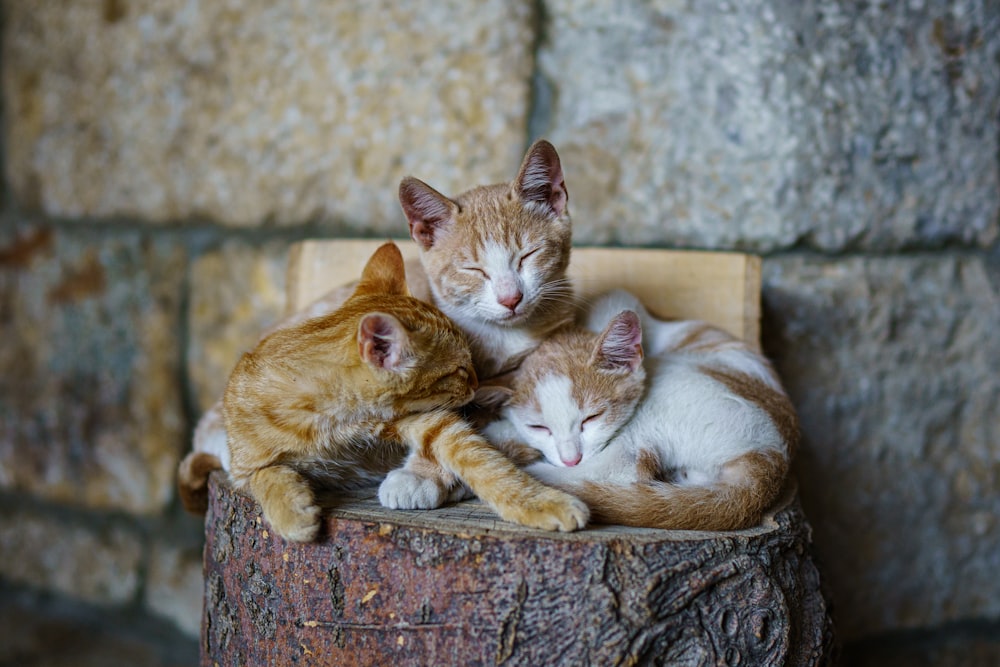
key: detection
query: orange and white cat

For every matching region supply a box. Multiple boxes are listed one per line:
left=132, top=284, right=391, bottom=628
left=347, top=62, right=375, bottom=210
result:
left=480, top=289, right=798, bottom=531
left=397, top=138, right=574, bottom=379
left=218, top=242, right=587, bottom=541
left=180, top=140, right=580, bottom=516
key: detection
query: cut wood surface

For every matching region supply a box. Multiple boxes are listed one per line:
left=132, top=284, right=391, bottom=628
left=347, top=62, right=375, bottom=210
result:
left=203, top=475, right=835, bottom=666
left=286, top=239, right=762, bottom=348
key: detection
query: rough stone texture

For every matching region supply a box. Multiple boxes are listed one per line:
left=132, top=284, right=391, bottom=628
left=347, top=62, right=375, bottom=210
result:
left=3, top=0, right=536, bottom=227
left=0, top=584, right=199, bottom=667
left=0, top=507, right=142, bottom=605
left=537, top=0, right=1000, bottom=251
left=145, top=540, right=204, bottom=639
left=844, top=626, right=1000, bottom=667
left=186, top=240, right=288, bottom=414
left=0, top=223, right=186, bottom=514
left=204, top=476, right=834, bottom=666
left=762, top=254, right=1000, bottom=640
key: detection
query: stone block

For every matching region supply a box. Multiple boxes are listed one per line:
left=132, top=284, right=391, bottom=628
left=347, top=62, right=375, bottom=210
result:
left=4, top=0, right=536, bottom=228
left=186, top=240, right=288, bottom=414
left=0, top=585, right=198, bottom=667
left=762, top=253, right=1000, bottom=639
left=0, top=508, right=142, bottom=605
left=145, top=540, right=204, bottom=638
left=0, top=224, right=186, bottom=514
left=537, top=0, right=999, bottom=251
left=845, top=630, right=1000, bottom=667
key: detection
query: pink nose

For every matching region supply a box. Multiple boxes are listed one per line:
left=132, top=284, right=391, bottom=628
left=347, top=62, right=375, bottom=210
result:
left=498, top=292, right=523, bottom=311
left=561, top=453, right=582, bottom=467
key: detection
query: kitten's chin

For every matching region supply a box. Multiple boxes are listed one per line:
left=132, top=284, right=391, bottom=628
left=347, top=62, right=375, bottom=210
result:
left=490, top=303, right=537, bottom=326
left=492, top=312, right=527, bottom=327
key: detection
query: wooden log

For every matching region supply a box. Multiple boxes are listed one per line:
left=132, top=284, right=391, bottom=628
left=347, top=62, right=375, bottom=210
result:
left=202, top=474, right=835, bottom=666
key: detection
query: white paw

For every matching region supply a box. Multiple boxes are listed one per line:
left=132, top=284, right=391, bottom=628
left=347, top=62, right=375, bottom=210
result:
left=378, top=469, right=447, bottom=510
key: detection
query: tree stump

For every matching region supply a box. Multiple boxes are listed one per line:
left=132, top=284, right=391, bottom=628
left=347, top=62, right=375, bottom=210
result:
left=201, top=474, right=835, bottom=666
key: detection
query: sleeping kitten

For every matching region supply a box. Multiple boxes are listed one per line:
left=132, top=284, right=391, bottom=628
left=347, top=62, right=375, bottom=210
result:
left=398, top=138, right=575, bottom=380
left=218, top=242, right=587, bottom=541
left=480, top=289, right=798, bottom=531
left=180, top=140, right=578, bottom=516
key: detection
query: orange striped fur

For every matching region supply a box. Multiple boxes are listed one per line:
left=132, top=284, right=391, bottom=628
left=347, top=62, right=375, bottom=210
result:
left=181, top=141, right=587, bottom=531
left=222, top=242, right=586, bottom=541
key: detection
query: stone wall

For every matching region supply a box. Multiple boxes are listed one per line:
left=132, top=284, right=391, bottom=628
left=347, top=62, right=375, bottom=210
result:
left=1, top=1, right=998, bottom=663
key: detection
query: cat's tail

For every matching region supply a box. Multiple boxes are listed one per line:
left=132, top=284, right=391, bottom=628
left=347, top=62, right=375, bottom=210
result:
left=178, top=402, right=231, bottom=515
left=573, top=449, right=790, bottom=531
left=177, top=451, right=223, bottom=515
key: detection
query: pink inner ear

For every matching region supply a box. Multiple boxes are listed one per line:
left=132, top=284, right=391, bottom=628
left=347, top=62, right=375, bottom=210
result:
left=516, top=141, right=567, bottom=217
left=598, top=311, right=643, bottom=371
left=359, top=314, right=405, bottom=370
left=399, top=177, right=455, bottom=249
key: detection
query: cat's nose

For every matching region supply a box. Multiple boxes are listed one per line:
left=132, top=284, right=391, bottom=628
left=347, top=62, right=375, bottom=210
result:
left=561, top=453, right=582, bottom=467
left=498, top=291, right=523, bottom=311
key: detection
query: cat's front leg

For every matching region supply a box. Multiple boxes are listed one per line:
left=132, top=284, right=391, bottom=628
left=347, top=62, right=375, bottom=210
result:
left=246, top=465, right=321, bottom=542
left=395, top=411, right=589, bottom=532
left=378, top=451, right=461, bottom=510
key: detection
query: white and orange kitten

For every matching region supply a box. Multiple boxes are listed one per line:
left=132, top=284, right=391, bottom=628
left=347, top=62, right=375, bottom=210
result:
left=480, top=290, right=798, bottom=531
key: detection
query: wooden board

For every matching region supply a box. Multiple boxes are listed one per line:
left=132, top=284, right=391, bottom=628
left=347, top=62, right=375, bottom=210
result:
left=286, top=239, right=762, bottom=347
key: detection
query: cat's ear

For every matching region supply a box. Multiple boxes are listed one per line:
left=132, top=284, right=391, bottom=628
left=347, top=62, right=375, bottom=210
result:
left=514, top=139, right=568, bottom=218
left=592, top=310, right=643, bottom=373
left=473, top=384, right=514, bottom=410
left=358, top=312, right=411, bottom=371
left=356, top=242, right=410, bottom=297
left=399, top=177, right=460, bottom=250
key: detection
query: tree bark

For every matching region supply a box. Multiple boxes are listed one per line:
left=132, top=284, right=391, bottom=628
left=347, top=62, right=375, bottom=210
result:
left=202, top=473, right=835, bottom=666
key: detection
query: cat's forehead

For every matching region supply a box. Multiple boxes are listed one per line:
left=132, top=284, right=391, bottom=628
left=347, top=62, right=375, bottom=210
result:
left=351, top=294, right=466, bottom=343
left=453, top=185, right=560, bottom=243
left=517, top=328, right=643, bottom=405
left=453, top=182, right=511, bottom=210
left=525, top=330, right=595, bottom=370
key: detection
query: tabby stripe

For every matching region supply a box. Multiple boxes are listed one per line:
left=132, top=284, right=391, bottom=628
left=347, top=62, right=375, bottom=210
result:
left=700, top=366, right=800, bottom=453
left=418, top=417, right=449, bottom=460
left=674, top=323, right=716, bottom=351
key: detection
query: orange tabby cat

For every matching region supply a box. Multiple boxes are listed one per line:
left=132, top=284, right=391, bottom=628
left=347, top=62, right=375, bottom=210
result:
left=220, top=242, right=587, bottom=541
left=181, top=140, right=580, bottom=515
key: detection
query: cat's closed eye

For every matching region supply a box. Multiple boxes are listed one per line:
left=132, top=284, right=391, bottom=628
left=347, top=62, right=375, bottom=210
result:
left=527, top=424, right=551, bottom=435
left=517, top=247, right=541, bottom=270
left=463, top=266, right=489, bottom=279
left=581, top=412, right=604, bottom=429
